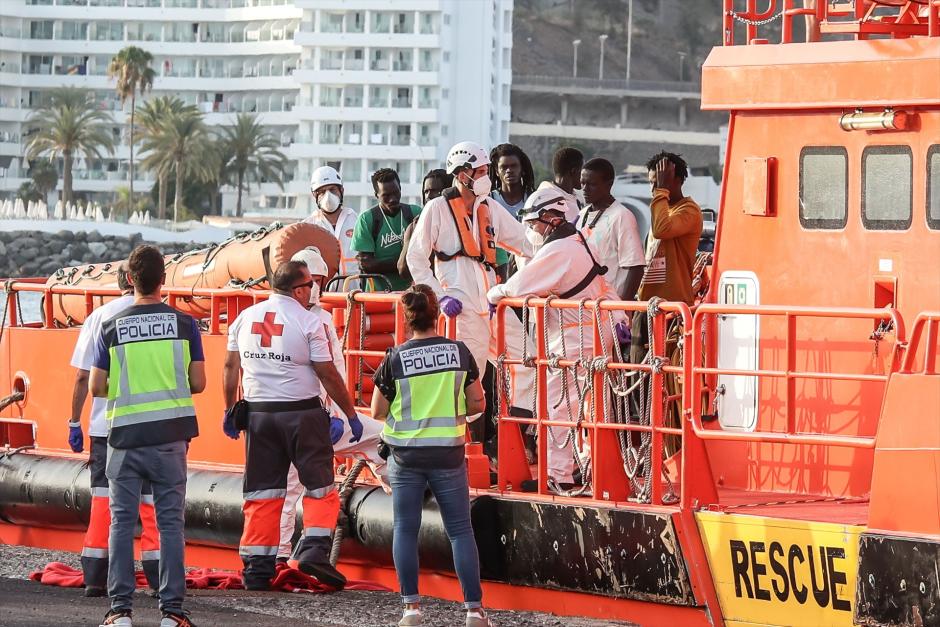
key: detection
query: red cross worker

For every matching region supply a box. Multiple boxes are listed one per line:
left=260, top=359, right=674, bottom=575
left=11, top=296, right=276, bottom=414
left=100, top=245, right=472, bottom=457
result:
left=223, top=260, right=362, bottom=591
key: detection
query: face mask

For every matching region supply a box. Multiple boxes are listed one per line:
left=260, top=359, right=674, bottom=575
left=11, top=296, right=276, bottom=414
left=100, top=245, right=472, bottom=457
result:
left=463, top=172, right=492, bottom=198
left=574, top=188, right=585, bottom=205
left=525, top=225, right=545, bottom=249
left=308, top=282, right=321, bottom=307
left=317, top=191, right=341, bottom=214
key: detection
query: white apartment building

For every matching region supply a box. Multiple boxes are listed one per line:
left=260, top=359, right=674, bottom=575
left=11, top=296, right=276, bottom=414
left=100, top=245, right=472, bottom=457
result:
left=0, top=0, right=513, bottom=216
left=289, top=0, right=514, bottom=213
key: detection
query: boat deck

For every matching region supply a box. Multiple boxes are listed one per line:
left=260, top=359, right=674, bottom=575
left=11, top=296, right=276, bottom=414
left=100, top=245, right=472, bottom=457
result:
left=710, top=487, right=870, bottom=526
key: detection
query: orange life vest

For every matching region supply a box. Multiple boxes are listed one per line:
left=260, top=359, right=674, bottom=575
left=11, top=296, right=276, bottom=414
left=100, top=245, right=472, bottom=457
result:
left=435, top=187, right=497, bottom=269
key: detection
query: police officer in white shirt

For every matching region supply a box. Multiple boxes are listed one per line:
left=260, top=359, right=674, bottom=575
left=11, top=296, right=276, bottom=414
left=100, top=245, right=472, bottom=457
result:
left=222, top=260, right=363, bottom=591
left=578, top=157, right=646, bottom=303
left=304, top=166, right=360, bottom=284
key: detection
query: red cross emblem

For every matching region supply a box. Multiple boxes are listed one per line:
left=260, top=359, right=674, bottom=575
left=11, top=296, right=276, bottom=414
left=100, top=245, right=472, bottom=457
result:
left=251, top=311, right=284, bottom=348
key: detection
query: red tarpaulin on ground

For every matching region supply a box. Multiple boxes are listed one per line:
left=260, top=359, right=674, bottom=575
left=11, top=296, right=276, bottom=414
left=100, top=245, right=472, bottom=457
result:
left=29, top=562, right=390, bottom=593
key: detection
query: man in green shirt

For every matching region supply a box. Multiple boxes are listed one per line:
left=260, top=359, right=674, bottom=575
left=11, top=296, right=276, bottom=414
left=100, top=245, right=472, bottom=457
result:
left=351, top=168, right=421, bottom=291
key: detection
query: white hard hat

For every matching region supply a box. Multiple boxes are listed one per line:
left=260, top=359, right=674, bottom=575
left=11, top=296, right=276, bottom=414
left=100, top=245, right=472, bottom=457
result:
left=291, top=246, right=330, bottom=278
left=445, top=141, right=490, bottom=175
left=520, top=187, right=569, bottom=222
left=310, top=166, right=342, bottom=194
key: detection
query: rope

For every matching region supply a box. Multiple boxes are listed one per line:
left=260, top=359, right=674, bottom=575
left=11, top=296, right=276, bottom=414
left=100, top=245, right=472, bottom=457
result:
left=329, top=459, right=367, bottom=567
left=0, top=391, right=24, bottom=412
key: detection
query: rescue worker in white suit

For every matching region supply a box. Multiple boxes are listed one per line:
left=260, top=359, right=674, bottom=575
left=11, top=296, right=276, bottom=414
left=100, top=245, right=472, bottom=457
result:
left=303, top=166, right=360, bottom=285
left=487, top=188, right=625, bottom=489
left=275, top=246, right=386, bottom=563
left=406, top=141, right=533, bottom=382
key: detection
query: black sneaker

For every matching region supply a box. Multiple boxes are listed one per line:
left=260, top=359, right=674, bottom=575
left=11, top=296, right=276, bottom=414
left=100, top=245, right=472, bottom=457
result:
left=298, top=561, right=347, bottom=589
left=84, top=585, right=106, bottom=598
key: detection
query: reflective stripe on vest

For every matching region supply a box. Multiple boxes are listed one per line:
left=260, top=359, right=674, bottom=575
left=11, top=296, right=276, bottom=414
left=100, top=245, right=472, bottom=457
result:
left=382, top=369, right=466, bottom=447
left=106, top=338, right=193, bottom=428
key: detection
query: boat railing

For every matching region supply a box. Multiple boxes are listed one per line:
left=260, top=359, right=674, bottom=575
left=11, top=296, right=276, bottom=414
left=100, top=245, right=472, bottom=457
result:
left=722, top=0, right=940, bottom=45
left=902, top=311, right=940, bottom=375
left=491, top=297, right=690, bottom=507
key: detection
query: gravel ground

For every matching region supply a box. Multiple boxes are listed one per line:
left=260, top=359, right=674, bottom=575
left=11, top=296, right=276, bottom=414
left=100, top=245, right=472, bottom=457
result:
left=0, top=544, right=634, bottom=627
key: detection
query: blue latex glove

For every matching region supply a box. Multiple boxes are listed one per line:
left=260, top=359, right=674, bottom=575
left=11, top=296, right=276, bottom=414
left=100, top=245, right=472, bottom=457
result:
left=488, top=302, right=497, bottom=319
left=329, top=417, right=345, bottom=445
left=67, top=422, right=83, bottom=453
left=439, top=296, right=463, bottom=318
left=615, top=320, right=631, bottom=345
left=348, top=415, right=364, bottom=443
left=222, top=411, right=240, bottom=440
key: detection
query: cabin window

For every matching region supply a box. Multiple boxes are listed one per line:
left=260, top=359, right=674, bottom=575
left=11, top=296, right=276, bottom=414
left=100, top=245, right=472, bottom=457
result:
left=799, top=146, right=848, bottom=229
left=862, top=145, right=913, bottom=230
left=928, top=145, right=940, bottom=230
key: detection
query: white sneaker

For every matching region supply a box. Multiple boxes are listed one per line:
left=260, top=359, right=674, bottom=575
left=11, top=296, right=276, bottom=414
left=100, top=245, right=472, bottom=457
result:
left=399, top=608, right=423, bottom=626
left=99, top=610, right=133, bottom=627
left=466, top=611, right=494, bottom=627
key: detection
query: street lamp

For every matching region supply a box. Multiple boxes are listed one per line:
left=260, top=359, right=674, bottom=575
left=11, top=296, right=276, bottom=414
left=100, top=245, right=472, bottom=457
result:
left=678, top=51, right=688, bottom=82
left=572, top=39, right=581, bottom=78
left=598, top=33, right=608, bottom=80
left=626, top=0, right=633, bottom=83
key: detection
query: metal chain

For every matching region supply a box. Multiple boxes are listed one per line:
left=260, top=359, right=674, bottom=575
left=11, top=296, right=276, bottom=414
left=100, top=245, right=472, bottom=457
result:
left=726, top=9, right=784, bottom=26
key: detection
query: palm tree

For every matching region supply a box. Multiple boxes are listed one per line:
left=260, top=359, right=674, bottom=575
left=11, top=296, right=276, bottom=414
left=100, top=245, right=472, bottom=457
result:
left=138, top=95, right=187, bottom=219
left=108, top=46, right=155, bottom=207
left=139, top=105, right=217, bottom=222
left=218, top=113, right=288, bottom=216
left=29, top=158, right=59, bottom=200
left=25, top=87, right=114, bottom=205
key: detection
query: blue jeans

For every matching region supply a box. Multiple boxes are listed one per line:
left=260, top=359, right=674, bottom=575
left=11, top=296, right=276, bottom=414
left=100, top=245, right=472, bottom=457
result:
left=388, top=456, right=482, bottom=609
left=106, top=441, right=188, bottom=615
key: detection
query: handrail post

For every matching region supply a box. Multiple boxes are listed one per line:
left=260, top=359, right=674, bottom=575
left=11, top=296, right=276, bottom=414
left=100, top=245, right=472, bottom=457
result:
left=785, top=313, right=796, bottom=435
left=6, top=290, right=17, bottom=327
left=43, top=287, right=54, bottom=329
left=535, top=301, right=548, bottom=494
left=650, top=310, right=665, bottom=505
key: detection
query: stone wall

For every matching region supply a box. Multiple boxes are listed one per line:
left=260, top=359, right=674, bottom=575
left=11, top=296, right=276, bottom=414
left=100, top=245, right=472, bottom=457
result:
left=0, top=230, right=207, bottom=279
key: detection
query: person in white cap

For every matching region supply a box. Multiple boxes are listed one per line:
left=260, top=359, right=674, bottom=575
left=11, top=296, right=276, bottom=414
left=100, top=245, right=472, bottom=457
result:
left=275, top=246, right=387, bottom=563
left=487, top=188, right=626, bottom=492
left=304, top=166, right=360, bottom=285
left=406, top=141, right=533, bottom=379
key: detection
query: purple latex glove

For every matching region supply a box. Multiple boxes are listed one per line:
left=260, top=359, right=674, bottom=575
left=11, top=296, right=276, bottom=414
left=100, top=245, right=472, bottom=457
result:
left=615, top=320, right=631, bottom=345
left=488, top=302, right=497, bottom=319
left=67, top=422, right=84, bottom=453
left=348, top=415, right=363, bottom=443
left=222, top=411, right=240, bottom=440
left=330, top=417, right=345, bottom=445
left=439, top=296, right=463, bottom=318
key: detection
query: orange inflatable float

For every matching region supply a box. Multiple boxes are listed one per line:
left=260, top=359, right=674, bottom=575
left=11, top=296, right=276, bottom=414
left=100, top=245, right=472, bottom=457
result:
left=44, top=222, right=341, bottom=326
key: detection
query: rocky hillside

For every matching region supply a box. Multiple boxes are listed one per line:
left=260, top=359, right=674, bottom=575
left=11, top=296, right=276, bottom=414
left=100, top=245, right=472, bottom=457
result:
left=513, top=0, right=723, bottom=83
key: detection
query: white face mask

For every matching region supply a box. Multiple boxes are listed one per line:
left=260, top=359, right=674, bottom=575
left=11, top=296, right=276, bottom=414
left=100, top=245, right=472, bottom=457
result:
left=317, top=191, right=341, bottom=214
left=462, top=172, right=492, bottom=198
left=308, top=282, right=321, bottom=307
left=525, top=225, right=545, bottom=249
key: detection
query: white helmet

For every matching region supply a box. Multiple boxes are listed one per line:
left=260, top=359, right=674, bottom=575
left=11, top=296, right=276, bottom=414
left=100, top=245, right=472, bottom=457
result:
left=291, top=246, right=330, bottom=278
left=310, top=166, right=342, bottom=194
left=520, top=187, right=570, bottom=222
left=445, top=141, right=490, bottom=175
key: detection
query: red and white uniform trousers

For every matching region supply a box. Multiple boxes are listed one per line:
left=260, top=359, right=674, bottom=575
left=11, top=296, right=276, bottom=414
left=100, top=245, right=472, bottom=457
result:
left=83, top=436, right=160, bottom=590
